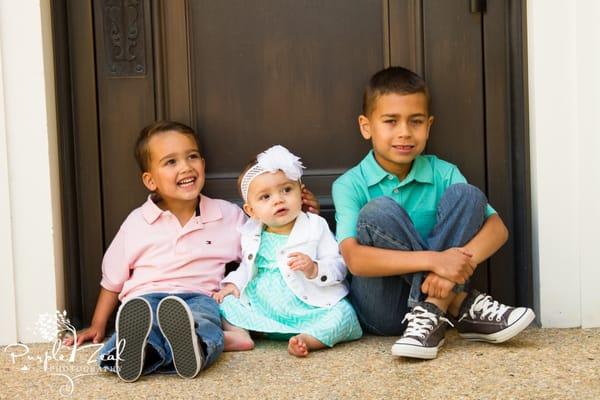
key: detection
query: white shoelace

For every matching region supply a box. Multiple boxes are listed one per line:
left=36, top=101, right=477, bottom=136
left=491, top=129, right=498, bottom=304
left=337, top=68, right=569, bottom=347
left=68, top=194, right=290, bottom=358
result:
left=401, top=306, right=452, bottom=339
left=460, top=293, right=509, bottom=322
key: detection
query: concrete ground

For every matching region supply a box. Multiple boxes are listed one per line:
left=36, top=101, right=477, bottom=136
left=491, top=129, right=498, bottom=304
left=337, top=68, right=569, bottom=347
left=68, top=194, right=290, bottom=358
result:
left=1, top=327, right=599, bottom=399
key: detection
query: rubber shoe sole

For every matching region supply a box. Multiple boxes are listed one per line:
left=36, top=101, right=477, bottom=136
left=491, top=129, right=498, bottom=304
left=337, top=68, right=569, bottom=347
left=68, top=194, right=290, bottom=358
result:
left=116, top=297, right=153, bottom=382
left=157, top=296, right=203, bottom=379
left=391, top=338, right=444, bottom=360
left=459, top=308, right=535, bottom=343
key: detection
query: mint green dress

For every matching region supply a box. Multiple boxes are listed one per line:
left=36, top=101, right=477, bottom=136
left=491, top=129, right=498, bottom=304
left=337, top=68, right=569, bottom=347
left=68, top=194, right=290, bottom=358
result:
left=220, top=231, right=362, bottom=347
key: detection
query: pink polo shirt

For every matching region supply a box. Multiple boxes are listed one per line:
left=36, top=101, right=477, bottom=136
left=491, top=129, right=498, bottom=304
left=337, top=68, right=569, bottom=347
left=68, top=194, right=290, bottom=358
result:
left=100, top=194, right=245, bottom=302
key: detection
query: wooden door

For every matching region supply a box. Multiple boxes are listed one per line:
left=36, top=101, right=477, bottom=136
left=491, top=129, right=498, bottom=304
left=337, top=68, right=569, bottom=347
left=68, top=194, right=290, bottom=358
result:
left=53, top=0, right=530, bottom=328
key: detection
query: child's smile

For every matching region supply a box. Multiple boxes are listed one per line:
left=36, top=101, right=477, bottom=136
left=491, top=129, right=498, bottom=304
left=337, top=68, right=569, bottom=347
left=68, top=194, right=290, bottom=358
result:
left=391, top=144, right=416, bottom=155
left=177, top=176, right=197, bottom=188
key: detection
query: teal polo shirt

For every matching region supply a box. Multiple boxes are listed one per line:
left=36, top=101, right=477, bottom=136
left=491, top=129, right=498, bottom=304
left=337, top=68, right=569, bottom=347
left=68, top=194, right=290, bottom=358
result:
left=332, top=151, right=495, bottom=242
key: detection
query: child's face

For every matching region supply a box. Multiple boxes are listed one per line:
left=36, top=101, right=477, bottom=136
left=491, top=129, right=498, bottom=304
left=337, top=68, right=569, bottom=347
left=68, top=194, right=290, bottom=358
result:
left=243, top=171, right=302, bottom=234
left=142, top=130, right=205, bottom=208
left=358, top=92, right=433, bottom=179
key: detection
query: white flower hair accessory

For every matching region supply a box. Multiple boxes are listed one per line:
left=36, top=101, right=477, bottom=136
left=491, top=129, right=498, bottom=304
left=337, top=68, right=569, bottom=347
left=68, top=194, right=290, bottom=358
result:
left=240, top=145, right=305, bottom=201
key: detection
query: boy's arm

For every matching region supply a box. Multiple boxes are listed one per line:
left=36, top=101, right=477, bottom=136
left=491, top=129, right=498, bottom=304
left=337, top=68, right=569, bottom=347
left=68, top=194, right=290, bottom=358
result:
left=332, top=176, right=475, bottom=282
left=64, top=288, right=119, bottom=346
left=340, top=238, right=475, bottom=284
left=444, top=165, right=507, bottom=265
left=300, top=184, right=320, bottom=214
left=64, top=220, right=131, bottom=346
left=421, top=213, right=508, bottom=298
left=461, top=213, right=508, bottom=265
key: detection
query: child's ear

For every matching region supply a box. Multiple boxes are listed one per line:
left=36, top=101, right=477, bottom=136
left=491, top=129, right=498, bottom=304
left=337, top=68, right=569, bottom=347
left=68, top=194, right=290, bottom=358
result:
left=358, top=115, right=371, bottom=140
left=425, top=115, right=435, bottom=138
left=142, top=172, right=157, bottom=192
left=243, top=203, right=255, bottom=219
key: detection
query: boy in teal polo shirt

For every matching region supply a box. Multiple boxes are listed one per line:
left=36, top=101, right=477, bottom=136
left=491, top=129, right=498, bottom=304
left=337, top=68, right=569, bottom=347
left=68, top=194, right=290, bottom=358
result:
left=332, top=66, right=534, bottom=359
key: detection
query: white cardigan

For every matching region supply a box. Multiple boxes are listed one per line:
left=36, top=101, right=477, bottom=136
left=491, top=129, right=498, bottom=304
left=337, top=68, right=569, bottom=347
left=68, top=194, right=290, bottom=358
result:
left=221, top=212, right=349, bottom=307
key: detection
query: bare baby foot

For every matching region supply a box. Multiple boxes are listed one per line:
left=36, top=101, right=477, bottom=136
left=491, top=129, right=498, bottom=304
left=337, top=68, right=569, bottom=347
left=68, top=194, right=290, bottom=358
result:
left=224, top=330, right=255, bottom=351
left=288, top=335, right=309, bottom=357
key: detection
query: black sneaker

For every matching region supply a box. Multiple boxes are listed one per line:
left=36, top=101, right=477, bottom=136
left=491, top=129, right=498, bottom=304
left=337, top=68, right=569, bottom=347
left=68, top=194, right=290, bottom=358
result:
left=157, top=296, right=203, bottom=379
left=115, top=297, right=153, bottom=382
left=455, top=290, right=535, bottom=343
left=391, top=302, right=452, bottom=359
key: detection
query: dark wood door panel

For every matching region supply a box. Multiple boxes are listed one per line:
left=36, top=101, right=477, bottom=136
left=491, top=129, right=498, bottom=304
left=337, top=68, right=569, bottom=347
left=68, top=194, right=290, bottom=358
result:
left=422, top=1, right=486, bottom=191
left=93, top=0, right=157, bottom=243
left=407, top=0, right=490, bottom=292
left=483, top=0, right=519, bottom=305
left=186, top=0, right=381, bottom=202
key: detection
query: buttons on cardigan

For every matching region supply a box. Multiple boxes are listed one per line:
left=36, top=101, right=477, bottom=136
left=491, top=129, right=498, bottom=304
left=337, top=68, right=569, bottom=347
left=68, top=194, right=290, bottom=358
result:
left=248, top=254, right=253, bottom=261
left=320, top=275, right=327, bottom=282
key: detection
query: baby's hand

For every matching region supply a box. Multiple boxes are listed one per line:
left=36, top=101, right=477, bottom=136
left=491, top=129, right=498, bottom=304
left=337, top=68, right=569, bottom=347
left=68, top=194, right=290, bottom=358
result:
left=287, top=252, right=318, bottom=279
left=212, top=283, right=240, bottom=304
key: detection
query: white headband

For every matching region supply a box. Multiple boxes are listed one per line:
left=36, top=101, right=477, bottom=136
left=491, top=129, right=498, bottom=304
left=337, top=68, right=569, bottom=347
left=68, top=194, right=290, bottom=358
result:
left=240, top=145, right=304, bottom=201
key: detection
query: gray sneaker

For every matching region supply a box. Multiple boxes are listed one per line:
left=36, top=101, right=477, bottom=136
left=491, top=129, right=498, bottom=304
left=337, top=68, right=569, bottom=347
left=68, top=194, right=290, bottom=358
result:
left=157, top=296, right=203, bottom=379
left=455, top=290, right=535, bottom=343
left=391, top=302, right=452, bottom=359
left=115, top=297, right=153, bottom=382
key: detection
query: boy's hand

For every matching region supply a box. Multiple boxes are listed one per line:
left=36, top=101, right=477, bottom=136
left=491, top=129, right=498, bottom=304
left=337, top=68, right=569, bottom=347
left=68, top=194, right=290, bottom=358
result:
left=421, top=273, right=455, bottom=299
left=287, top=252, right=318, bottom=279
left=212, top=283, right=240, bottom=304
left=301, top=185, right=320, bottom=215
left=432, top=248, right=476, bottom=284
left=63, top=324, right=106, bottom=346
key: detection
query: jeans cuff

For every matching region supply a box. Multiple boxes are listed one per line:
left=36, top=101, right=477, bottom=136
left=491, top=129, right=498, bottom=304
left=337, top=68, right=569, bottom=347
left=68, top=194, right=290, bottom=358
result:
left=453, top=281, right=470, bottom=294
left=200, top=336, right=224, bottom=370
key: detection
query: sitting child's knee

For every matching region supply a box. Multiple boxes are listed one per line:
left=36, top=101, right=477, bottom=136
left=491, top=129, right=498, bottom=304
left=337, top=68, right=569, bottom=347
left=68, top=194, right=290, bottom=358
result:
left=445, top=183, right=487, bottom=205
left=358, top=197, right=407, bottom=224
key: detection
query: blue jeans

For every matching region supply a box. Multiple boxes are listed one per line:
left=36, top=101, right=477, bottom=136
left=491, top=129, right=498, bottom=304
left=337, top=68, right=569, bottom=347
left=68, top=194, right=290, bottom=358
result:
left=97, top=292, right=224, bottom=375
left=350, top=183, right=487, bottom=335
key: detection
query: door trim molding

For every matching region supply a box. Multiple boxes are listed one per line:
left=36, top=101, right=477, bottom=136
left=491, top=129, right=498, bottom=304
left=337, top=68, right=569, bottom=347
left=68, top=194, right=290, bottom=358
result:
left=52, top=0, right=104, bottom=328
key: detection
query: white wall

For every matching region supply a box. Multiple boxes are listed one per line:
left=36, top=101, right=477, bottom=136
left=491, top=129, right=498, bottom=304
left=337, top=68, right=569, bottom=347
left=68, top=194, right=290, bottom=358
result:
left=0, top=31, right=18, bottom=345
left=528, top=0, right=600, bottom=327
left=0, top=0, right=63, bottom=343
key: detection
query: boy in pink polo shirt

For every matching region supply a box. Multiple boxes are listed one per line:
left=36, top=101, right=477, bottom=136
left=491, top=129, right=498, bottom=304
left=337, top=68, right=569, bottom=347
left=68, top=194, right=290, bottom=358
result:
left=64, top=121, right=249, bottom=382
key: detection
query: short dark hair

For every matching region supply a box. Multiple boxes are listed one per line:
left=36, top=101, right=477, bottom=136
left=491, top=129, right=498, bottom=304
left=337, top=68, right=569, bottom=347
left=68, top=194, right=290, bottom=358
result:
left=362, top=66, right=430, bottom=116
left=134, top=120, right=201, bottom=172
